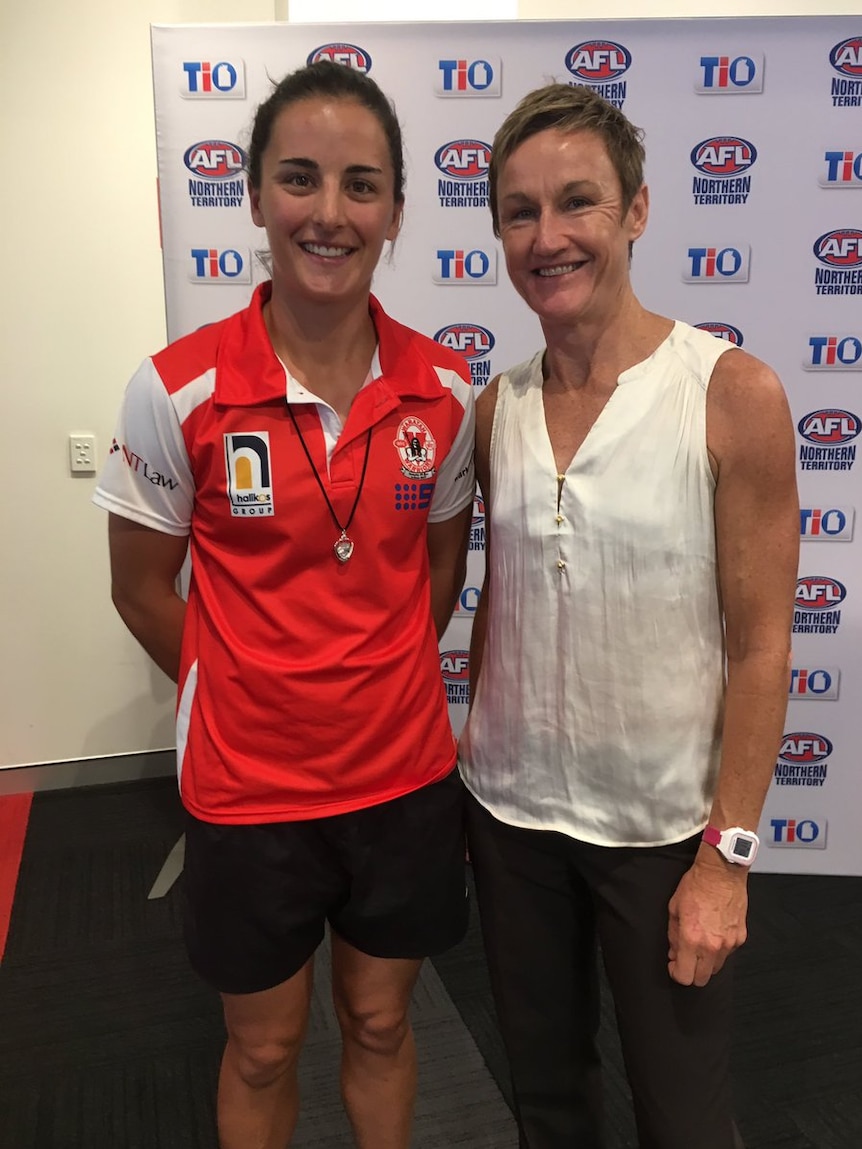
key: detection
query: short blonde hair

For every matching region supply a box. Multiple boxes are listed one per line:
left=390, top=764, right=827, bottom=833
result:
left=489, top=84, right=645, bottom=237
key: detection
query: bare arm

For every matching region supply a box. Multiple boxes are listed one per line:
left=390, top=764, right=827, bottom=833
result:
left=668, top=350, right=799, bottom=987
left=468, top=378, right=500, bottom=703
left=427, top=506, right=472, bottom=639
left=108, top=513, right=189, bottom=683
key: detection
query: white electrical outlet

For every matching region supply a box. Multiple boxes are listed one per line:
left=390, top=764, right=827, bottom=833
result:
left=69, top=433, right=97, bottom=474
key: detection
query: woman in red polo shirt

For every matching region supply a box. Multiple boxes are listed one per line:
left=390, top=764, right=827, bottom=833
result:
left=94, top=60, right=474, bottom=1149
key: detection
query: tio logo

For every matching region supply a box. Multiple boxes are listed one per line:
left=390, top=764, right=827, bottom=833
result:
left=434, top=249, right=497, bottom=285
left=189, top=248, right=250, bottom=283
left=800, top=507, right=855, bottom=541
left=820, top=151, right=862, bottom=188
left=696, top=53, right=764, bottom=93
left=768, top=818, right=827, bottom=848
left=181, top=60, right=245, bottom=98
left=454, top=586, right=480, bottom=614
left=789, top=668, right=840, bottom=700
left=436, top=58, right=501, bottom=97
left=806, top=336, right=862, bottom=370
left=684, top=245, right=750, bottom=282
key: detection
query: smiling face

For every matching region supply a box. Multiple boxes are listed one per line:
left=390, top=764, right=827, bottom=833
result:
left=496, top=127, right=648, bottom=332
left=249, top=96, right=403, bottom=312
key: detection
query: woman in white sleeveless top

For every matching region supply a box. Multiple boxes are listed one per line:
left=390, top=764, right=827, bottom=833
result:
left=459, top=83, right=798, bottom=1149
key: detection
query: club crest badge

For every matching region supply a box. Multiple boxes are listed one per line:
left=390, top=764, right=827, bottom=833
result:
left=394, top=417, right=437, bottom=479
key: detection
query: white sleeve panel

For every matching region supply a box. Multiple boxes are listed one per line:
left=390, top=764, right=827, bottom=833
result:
left=91, top=359, right=196, bottom=536
left=428, top=369, right=476, bottom=524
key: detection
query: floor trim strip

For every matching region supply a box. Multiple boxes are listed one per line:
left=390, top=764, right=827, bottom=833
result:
left=0, top=792, right=33, bottom=965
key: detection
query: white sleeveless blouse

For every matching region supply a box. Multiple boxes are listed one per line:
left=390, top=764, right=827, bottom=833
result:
left=459, top=322, right=735, bottom=847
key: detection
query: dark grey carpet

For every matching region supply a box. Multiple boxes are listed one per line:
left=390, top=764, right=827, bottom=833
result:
left=0, top=779, right=515, bottom=1149
left=2, top=778, right=860, bottom=1148
left=434, top=868, right=862, bottom=1149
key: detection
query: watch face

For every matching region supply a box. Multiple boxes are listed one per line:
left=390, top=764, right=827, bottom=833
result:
left=731, top=836, right=754, bottom=859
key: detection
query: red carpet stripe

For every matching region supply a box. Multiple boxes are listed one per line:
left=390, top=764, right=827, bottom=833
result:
left=0, top=791, right=33, bottom=964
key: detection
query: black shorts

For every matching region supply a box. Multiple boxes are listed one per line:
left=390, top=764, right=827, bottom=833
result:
left=183, top=769, right=469, bottom=994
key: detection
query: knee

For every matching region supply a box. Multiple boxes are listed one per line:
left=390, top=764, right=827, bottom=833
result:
left=226, top=1033, right=303, bottom=1090
left=337, top=1004, right=411, bottom=1058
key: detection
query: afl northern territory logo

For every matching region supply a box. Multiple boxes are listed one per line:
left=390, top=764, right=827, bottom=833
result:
left=394, top=417, right=437, bottom=479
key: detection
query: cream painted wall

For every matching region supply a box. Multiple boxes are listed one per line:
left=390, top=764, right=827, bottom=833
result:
left=2, top=0, right=858, bottom=768
left=521, top=0, right=860, bottom=15
left=279, top=0, right=861, bottom=17
left=0, top=1, right=276, bottom=768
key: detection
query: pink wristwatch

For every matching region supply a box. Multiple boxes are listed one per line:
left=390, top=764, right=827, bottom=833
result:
left=702, top=825, right=760, bottom=866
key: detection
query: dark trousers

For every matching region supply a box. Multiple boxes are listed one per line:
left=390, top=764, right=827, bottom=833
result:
left=466, top=795, right=744, bottom=1149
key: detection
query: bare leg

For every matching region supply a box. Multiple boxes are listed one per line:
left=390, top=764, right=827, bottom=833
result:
left=331, top=932, right=423, bottom=1149
left=217, top=957, right=314, bottom=1149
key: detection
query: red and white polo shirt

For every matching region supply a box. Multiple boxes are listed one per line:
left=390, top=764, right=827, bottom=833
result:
left=94, top=283, right=475, bottom=823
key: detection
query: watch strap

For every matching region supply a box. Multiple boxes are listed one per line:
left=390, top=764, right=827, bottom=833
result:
left=702, top=825, right=722, bottom=847
left=702, top=824, right=759, bottom=866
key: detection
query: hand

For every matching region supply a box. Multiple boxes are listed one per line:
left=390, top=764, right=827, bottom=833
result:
left=667, top=847, right=749, bottom=987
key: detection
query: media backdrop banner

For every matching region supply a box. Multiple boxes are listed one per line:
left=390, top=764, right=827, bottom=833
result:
left=151, top=18, right=862, bottom=875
